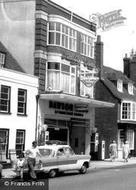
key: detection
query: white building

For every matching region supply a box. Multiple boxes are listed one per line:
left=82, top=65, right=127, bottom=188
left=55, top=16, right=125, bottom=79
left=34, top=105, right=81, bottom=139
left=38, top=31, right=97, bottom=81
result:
left=0, top=68, right=38, bottom=162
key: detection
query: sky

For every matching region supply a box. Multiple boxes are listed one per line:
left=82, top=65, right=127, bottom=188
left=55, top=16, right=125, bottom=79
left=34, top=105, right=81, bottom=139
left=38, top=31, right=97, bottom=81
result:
left=0, top=0, right=136, bottom=73
left=53, top=0, right=136, bottom=72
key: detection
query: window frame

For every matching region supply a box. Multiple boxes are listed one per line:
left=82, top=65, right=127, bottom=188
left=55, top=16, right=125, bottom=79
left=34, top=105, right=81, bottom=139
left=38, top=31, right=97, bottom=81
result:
left=121, top=101, right=136, bottom=121
left=48, top=22, right=77, bottom=52
left=0, top=85, right=11, bottom=113
left=0, top=52, right=5, bottom=67
left=15, top=129, right=25, bottom=156
left=0, top=129, right=9, bottom=159
left=46, top=62, right=76, bottom=95
left=80, top=33, right=94, bottom=58
left=17, top=88, right=27, bottom=116
left=128, top=83, right=134, bottom=95
left=117, top=79, right=123, bottom=92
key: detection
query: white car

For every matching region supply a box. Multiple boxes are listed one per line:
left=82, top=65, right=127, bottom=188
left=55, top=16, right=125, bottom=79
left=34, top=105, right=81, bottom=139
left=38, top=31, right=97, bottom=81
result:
left=33, top=143, right=91, bottom=178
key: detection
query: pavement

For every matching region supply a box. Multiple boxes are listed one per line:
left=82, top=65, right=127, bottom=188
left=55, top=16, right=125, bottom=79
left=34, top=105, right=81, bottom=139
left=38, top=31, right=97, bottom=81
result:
left=1, top=157, right=136, bottom=178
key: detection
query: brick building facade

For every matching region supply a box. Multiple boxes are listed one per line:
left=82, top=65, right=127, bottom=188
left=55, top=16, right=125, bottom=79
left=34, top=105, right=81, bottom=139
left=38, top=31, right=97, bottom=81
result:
left=94, top=37, right=136, bottom=159
left=0, top=0, right=114, bottom=155
left=34, top=0, right=114, bottom=154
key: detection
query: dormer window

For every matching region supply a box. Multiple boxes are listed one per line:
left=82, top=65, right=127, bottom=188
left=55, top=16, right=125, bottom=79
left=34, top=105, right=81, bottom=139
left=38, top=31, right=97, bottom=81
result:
left=0, top=52, right=5, bottom=67
left=128, top=83, right=133, bottom=95
left=117, top=79, right=123, bottom=92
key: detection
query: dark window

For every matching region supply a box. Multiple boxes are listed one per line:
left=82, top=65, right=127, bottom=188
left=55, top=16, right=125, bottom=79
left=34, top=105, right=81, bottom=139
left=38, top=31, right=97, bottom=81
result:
left=0, top=129, right=9, bottom=159
left=17, top=89, right=27, bottom=115
left=16, top=130, right=25, bottom=156
left=0, top=85, right=10, bottom=113
left=0, top=52, right=5, bottom=67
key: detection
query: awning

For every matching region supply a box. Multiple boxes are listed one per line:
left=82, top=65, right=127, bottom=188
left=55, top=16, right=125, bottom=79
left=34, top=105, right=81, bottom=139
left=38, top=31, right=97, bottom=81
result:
left=39, top=93, right=114, bottom=108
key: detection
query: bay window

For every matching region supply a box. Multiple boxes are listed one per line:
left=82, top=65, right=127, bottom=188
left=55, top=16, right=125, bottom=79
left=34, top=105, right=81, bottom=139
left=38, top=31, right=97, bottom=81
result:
left=46, top=62, right=76, bottom=94
left=48, top=22, right=77, bottom=51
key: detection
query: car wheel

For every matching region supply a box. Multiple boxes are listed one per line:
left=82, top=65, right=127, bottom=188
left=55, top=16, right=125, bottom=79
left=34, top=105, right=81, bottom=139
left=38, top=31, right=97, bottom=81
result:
left=80, top=164, right=87, bottom=174
left=49, top=169, right=57, bottom=178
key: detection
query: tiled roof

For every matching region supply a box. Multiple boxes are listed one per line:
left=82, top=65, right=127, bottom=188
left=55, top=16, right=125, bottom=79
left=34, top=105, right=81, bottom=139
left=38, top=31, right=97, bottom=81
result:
left=103, top=66, right=133, bottom=83
left=0, top=41, right=25, bottom=73
left=101, top=66, right=136, bottom=101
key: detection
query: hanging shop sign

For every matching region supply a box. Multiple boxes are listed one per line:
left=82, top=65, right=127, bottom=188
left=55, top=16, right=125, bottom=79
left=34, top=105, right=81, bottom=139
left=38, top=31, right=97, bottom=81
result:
left=79, top=65, right=99, bottom=87
left=89, top=9, right=126, bottom=32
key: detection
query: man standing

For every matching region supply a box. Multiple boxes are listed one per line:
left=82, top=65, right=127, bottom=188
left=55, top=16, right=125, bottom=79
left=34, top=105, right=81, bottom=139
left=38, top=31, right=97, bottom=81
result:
left=25, top=141, right=41, bottom=179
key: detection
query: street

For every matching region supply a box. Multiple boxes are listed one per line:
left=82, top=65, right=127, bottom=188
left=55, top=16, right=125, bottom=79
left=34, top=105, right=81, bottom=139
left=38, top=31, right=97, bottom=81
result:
left=49, top=166, right=136, bottom=190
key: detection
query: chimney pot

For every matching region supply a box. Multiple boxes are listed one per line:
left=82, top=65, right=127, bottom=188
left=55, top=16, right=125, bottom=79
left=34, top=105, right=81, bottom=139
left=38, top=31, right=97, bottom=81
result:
left=97, top=35, right=101, bottom=42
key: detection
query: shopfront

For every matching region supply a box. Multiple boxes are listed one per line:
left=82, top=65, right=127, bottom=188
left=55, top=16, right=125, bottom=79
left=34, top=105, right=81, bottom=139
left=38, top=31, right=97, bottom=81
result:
left=118, top=123, right=135, bottom=158
left=37, top=93, right=114, bottom=155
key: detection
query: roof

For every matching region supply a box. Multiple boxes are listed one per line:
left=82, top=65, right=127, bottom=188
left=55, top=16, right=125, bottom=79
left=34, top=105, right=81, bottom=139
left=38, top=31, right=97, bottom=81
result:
left=0, top=41, right=25, bottom=73
left=101, top=66, right=136, bottom=101
left=103, top=66, right=133, bottom=83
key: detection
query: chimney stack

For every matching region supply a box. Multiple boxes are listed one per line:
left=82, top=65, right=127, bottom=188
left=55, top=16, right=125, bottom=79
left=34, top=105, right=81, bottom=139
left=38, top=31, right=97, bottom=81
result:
left=95, top=35, right=103, bottom=79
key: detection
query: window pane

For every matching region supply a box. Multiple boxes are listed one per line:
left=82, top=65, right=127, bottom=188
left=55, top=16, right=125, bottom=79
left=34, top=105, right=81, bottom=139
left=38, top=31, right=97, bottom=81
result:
left=61, top=64, right=70, bottom=72
left=56, top=23, right=61, bottom=31
left=48, top=62, right=60, bottom=70
left=49, top=22, right=55, bottom=30
left=56, top=33, right=60, bottom=45
left=71, top=76, right=76, bottom=94
left=61, top=73, right=69, bottom=93
left=47, top=70, right=60, bottom=90
left=49, top=32, right=54, bottom=44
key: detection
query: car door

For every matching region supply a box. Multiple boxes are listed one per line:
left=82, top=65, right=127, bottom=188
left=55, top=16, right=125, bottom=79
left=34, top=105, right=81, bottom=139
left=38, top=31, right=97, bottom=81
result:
left=57, top=147, right=78, bottom=171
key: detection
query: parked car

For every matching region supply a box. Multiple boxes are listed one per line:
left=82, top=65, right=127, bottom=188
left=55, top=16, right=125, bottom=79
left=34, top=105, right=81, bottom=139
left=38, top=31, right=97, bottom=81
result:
left=23, top=143, right=91, bottom=178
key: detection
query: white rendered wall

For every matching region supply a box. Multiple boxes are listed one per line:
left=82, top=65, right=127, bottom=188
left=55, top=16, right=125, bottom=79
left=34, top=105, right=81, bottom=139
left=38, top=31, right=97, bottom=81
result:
left=0, top=68, right=38, bottom=151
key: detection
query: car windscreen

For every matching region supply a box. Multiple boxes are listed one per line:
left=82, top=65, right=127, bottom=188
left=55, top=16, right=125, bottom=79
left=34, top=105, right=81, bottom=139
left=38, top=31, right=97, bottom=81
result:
left=38, top=148, right=53, bottom=156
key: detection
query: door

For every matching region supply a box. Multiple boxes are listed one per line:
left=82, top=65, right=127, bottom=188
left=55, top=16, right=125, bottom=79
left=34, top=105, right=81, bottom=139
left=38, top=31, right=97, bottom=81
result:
left=56, top=147, right=78, bottom=171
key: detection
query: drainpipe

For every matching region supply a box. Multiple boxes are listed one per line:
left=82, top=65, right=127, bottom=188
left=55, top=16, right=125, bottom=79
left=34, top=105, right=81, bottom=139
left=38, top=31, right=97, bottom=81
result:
left=35, top=94, right=39, bottom=141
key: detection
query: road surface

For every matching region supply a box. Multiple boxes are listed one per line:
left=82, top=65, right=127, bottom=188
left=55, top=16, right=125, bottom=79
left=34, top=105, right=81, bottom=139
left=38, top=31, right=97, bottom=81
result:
left=49, top=166, right=136, bottom=190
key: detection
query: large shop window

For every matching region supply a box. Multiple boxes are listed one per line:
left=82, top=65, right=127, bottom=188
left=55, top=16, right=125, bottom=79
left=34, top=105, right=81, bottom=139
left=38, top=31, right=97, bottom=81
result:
left=80, top=34, right=94, bottom=58
left=48, top=22, right=77, bottom=51
left=0, top=129, right=9, bottom=160
left=121, top=102, right=136, bottom=120
left=0, top=85, right=11, bottom=113
left=46, top=62, right=76, bottom=94
left=17, top=89, right=27, bottom=115
left=16, top=130, right=25, bottom=156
